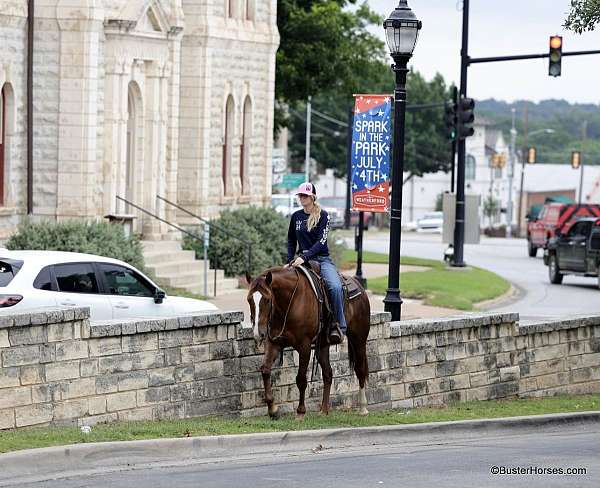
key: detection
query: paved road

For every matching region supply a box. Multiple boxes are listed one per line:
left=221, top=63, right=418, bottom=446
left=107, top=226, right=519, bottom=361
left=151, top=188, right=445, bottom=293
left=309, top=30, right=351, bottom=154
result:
left=359, top=232, right=600, bottom=320
left=20, top=425, right=600, bottom=488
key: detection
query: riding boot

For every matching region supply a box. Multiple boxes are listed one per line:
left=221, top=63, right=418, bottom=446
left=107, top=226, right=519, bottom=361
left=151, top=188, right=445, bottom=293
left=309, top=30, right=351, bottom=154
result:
left=328, top=322, right=344, bottom=345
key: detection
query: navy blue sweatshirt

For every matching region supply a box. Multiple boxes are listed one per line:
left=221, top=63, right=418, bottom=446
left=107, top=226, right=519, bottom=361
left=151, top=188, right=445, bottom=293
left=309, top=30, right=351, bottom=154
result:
left=287, top=209, right=331, bottom=263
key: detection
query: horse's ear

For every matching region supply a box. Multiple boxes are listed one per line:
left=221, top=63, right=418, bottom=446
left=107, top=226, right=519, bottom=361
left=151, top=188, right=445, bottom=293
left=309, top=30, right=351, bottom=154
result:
left=244, top=272, right=252, bottom=286
left=265, top=271, right=272, bottom=286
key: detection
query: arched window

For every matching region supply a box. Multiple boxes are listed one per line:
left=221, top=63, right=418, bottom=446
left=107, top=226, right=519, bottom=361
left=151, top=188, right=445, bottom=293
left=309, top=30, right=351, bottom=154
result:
left=466, top=154, right=476, bottom=180
left=0, top=84, right=8, bottom=206
left=223, top=96, right=234, bottom=195
left=240, top=97, right=252, bottom=194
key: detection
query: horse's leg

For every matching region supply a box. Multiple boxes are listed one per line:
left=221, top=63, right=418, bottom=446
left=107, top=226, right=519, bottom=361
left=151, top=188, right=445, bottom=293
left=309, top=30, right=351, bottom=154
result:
left=317, top=340, right=333, bottom=415
left=295, top=342, right=312, bottom=420
left=260, top=340, right=282, bottom=418
left=353, top=339, right=369, bottom=415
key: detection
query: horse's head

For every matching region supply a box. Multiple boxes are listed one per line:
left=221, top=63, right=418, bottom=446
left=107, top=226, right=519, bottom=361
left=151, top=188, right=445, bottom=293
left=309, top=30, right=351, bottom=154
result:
left=245, top=271, right=274, bottom=342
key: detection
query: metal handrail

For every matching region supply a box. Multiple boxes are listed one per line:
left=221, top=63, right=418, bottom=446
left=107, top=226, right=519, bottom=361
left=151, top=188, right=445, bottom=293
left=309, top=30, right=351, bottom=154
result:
left=117, top=195, right=222, bottom=297
left=156, top=195, right=253, bottom=272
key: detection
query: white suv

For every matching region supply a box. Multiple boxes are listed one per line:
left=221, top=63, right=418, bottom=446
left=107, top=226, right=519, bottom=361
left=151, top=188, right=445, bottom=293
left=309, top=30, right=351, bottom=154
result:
left=0, top=250, right=217, bottom=321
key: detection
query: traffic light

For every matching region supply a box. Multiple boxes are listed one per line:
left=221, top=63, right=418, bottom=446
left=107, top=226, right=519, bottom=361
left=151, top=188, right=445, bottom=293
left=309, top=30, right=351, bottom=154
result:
left=458, top=97, right=475, bottom=139
left=571, top=151, right=581, bottom=169
left=443, top=102, right=457, bottom=141
left=549, top=35, right=562, bottom=77
left=491, top=154, right=506, bottom=168
left=527, top=147, right=536, bottom=164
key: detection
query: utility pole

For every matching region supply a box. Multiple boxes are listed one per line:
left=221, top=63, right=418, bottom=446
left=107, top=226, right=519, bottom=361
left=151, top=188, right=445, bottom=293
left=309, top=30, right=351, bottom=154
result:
left=580, top=120, right=588, bottom=205
left=305, top=96, right=311, bottom=181
left=506, top=108, right=517, bottom=238
left=450, top=86, right=458, bottom=193
left=517, top=103, right=529, bottom=237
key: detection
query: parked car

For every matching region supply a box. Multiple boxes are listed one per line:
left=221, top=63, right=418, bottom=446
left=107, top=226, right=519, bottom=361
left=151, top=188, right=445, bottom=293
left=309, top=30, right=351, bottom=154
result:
left=318, top=196, right=372, bottom=230
left=527, top=202, right=600, bottom=257
left=271, top=194, right=301, bottom=217
left=0, top=250, right=217, bottom=320
left=544, top=217, right=600, bottom=287
left=416, top=211, right=443, bottom=233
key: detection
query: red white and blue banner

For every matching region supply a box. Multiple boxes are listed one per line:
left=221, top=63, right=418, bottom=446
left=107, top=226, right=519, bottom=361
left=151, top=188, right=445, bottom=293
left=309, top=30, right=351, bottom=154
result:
left=351, top=94, right=391, bottom=213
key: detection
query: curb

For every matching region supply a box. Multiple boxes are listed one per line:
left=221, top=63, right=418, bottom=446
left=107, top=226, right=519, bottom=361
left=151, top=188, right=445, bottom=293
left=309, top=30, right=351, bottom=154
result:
left=0, top=411, right=599, bottom=485
left=475, top=283, right=524, bottom=311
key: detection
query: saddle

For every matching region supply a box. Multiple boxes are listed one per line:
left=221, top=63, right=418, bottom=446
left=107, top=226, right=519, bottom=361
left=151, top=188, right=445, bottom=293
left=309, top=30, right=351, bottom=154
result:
left=306, top=260, right=365, bottom=303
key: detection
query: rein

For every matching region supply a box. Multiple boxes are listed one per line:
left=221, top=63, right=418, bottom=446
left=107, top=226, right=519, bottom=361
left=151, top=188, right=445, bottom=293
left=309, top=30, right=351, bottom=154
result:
left=267, top=268, right=300, bottom=342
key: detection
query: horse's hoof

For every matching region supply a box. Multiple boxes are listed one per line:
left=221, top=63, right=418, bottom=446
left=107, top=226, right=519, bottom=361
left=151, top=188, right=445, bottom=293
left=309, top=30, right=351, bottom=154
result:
left=296, top=413, right=305, bottom=422
left=359, top=408, right=369, bottom=416
left=268, top=407, right=281, bottom=420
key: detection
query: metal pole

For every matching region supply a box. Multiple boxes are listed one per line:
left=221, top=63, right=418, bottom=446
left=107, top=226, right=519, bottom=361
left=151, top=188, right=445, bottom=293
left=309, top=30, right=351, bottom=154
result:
left=580, top=120, right=587, bottom=205
left=506, top=108, right=517, bottom=238
left=27, top=0, right=34, bottom=215
left=452, top=0, right=469, bottom=267
left=203, top=223, right=209, bottom=297
left=450, top=86, right=457, bottom=193
left=355, top=212, right=366, bottom=287
left=383, top=55, right=409, bottom=321
left=579, top=162, right=585, bottom=206
left=305, top=96, right=311, bottom=181
left=345, top=106, right=353, bottom=229
left=517, top=103, right=529, bottom=237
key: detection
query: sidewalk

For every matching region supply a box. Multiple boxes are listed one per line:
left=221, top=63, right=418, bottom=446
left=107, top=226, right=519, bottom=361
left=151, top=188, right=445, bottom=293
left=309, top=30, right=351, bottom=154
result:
left=207, top=263, right=458, bottom=322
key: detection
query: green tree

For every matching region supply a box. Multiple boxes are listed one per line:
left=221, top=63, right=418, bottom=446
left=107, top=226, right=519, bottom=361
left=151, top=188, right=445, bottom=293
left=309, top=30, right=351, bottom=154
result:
left=275, top=1, right=386, bottom=129
left=287, top=65, right=453, bottom=181
left=564, top=0, right=600, bottom=33
left=483, top=196, right=500, bottom=229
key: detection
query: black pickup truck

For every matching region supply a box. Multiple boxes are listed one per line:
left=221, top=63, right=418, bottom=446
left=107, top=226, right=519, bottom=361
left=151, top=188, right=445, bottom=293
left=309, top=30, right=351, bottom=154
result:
left=544, top=217, right=600, bottom=287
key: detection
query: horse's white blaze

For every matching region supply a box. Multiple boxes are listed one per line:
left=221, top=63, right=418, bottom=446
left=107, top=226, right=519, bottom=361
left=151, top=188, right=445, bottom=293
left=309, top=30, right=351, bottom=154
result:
left=252, top=291, right=261, bottom=339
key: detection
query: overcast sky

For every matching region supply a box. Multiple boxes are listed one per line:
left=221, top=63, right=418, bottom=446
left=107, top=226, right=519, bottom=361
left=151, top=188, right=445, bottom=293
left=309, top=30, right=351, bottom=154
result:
left=368, top=0, right=600, bottom=104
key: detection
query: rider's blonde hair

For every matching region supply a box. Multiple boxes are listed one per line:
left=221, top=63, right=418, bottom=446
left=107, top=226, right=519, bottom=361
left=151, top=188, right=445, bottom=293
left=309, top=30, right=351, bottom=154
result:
left=307, top=197, right=322, bottom=232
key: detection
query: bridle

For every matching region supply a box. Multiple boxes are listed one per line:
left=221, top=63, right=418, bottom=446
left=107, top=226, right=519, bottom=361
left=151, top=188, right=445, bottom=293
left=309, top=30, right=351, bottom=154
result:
left=264, top=268, right=300, bottom=342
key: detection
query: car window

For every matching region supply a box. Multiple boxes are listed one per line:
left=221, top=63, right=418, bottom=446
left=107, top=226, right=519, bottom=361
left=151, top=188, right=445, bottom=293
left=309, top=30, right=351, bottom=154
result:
left=0, top=259, right=23, bottom=287
left=590, top=231, right=600, bottom=250
left=54, top=263, right=99, bottom=294
left=33, top=266, right=54, bottom=291
left=99, top=263, right=155, bottom=297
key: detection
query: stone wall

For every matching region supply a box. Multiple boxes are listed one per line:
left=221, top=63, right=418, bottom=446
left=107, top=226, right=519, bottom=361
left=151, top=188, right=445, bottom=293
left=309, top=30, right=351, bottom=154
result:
left=1, top=308, right=599, bottom=429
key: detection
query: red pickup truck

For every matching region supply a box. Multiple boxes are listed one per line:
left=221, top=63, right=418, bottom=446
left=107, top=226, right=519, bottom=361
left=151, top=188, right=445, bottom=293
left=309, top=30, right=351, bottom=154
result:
left=527, top=203, right=600, bottom=257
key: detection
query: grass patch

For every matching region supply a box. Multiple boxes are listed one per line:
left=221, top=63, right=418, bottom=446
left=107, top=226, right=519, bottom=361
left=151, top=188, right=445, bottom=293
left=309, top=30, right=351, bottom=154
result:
left=369, top=266, right=509, bottom=310
left=0, top=394, right=598, bottom=454
left=341, top=250, right=440, bottom=269
left=342, top=250, right=510, bottom=310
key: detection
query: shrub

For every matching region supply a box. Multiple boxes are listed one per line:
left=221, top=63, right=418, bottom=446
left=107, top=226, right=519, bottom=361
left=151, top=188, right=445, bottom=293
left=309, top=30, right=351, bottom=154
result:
left=183, top=206, right=288, bottom=277
left=6, top=220, right=145, bottom=270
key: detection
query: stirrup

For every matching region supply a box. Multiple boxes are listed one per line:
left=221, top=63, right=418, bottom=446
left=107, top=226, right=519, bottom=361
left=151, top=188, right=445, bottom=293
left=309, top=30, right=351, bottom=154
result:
left=328, top=324, right=344, bottom=345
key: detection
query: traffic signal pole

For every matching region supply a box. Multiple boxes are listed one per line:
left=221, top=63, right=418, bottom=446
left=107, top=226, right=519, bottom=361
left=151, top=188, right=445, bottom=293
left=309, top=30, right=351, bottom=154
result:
left=451, top=4, right=600, bottom=266
left=451, top=0, right=470, bottom=267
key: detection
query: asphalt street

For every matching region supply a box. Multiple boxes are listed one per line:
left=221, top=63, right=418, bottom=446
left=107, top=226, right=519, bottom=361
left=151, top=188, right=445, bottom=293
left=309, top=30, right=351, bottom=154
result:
left=17, top=424, right=600, bottom=488
left=359, top=231, right=600, bottom=321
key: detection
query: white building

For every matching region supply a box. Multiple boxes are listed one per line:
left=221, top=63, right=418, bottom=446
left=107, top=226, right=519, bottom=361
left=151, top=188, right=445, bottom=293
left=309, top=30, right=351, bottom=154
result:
left=0, top=0, right=279, bottom=239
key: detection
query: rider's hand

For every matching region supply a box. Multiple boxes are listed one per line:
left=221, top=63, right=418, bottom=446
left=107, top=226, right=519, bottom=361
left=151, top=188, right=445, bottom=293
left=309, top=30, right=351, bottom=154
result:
left=291, top=257, right=304, bottom=267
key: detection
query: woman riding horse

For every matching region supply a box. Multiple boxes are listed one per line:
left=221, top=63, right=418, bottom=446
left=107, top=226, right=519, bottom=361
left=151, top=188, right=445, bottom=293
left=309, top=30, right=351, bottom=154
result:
left=286, top=182, right=345, bottom=345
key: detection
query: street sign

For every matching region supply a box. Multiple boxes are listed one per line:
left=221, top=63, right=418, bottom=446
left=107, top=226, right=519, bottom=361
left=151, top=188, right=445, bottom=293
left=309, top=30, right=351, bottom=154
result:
left=351, top=94, right=391, bottom=213
left=274, top=173, right=305, bottom=190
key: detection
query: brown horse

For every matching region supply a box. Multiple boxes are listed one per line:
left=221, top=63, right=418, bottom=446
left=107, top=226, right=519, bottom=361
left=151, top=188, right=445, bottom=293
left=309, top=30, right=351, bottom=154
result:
left=245, top=266, right=371, bottom=419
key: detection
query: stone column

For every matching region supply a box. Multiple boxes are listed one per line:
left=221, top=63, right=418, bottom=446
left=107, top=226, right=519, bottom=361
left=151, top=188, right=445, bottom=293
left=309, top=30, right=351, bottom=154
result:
left=55, top=0, right=103, bottom=219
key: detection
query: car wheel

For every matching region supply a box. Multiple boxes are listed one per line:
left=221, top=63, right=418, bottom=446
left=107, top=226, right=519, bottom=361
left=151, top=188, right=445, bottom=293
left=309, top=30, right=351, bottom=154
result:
left=527, top=240, right=538, bottom=257
left=548, top=255, right=563, bottom=284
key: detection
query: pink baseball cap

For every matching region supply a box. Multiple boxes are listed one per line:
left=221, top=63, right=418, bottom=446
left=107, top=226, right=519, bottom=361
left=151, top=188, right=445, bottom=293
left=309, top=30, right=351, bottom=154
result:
left=295, top=182, right=317, bottom=197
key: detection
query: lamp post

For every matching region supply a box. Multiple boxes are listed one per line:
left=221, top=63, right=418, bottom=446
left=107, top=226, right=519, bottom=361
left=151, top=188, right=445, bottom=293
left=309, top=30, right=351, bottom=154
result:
left=382, top=0, right=421, bottom=321
left=516, top=128, right=555, bottom=236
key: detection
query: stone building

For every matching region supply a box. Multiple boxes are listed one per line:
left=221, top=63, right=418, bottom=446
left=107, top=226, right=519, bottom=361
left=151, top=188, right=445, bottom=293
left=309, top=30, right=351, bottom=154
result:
left=0, top=0, right=279, bottom=239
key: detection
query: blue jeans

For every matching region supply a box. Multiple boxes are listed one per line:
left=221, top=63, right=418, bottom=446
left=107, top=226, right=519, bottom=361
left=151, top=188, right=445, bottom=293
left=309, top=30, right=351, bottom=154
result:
left=313, top=256, right=347, bottom=334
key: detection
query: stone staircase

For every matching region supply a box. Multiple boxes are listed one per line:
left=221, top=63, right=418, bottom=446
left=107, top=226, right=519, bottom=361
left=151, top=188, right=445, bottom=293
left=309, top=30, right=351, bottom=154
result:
left=142, top=240, right=239, bottom=296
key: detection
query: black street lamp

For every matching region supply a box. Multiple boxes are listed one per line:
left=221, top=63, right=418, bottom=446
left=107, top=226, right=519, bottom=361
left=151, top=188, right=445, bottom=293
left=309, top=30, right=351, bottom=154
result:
left=382, top=0, right=421, bottom=321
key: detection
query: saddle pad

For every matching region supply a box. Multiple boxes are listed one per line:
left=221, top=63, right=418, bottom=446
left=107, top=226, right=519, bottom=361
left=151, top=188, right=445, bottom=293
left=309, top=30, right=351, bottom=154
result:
left=340, top=274, right=364, bottom=300
left=297, top=265, right=322, bottom=301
